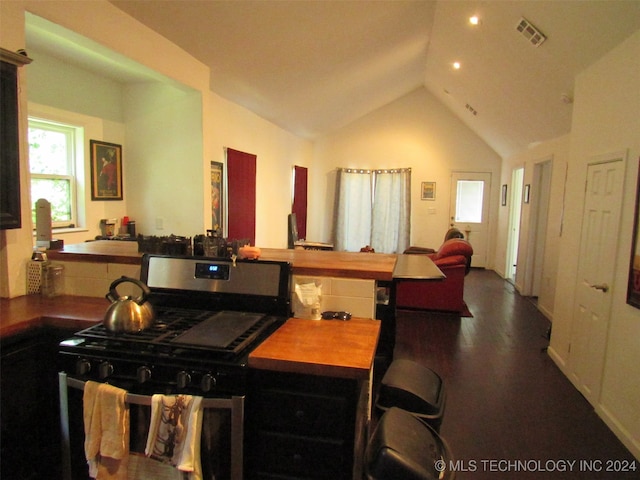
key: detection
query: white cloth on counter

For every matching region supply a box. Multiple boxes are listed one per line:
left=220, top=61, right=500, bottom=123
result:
left=83, top=381, right=130, bottom=480
left=145, top=394, right=204, bottom=480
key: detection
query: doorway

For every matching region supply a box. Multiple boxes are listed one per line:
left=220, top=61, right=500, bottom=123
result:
left=449, top=171, right=491, bottom=268
left=506, top=167, right=524, bottom=283
left=522, top=159, right=553, bottom=296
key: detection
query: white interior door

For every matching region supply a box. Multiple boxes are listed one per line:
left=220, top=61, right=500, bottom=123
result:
left=450, top=172, right=491, bottom=268
left=569, top=156, right=625, bottom=405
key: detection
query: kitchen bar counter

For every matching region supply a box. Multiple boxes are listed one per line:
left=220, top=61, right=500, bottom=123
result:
left=46, top=240, right=142, bottom=264
left=45, top=241, right=401, bottom=281
left=259, top=248, right=397, bottom=281
left=249, top=317, right=380, bottom=380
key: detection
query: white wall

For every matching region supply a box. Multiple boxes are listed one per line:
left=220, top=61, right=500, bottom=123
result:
left=312, top=87, right=502, bottom=261
left=549, top=29, right=640, bottom=459
left=123, top=82, right=204, bottom=236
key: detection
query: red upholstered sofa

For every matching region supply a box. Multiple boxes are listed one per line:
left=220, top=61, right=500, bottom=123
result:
left=396, top=238, right=473, bottom=313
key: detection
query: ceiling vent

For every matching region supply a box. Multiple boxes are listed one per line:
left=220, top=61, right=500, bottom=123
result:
left=516, top=17, right=546, bottom=47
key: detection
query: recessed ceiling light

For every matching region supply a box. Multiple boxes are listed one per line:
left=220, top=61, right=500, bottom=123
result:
left=452, top=61, right=461, bottom=70
left=469, top=15, right=480, bottom=26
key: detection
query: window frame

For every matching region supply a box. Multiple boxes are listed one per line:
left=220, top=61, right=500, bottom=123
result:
left=28, top=117, right=81, bottom=229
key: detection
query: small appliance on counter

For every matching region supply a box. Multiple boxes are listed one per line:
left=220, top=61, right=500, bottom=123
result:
left=35, top=198, right=63, bottom=249
left=99, top=218, right=117, bottom=237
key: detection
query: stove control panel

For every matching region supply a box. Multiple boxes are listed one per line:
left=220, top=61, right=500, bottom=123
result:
left=67, top=356, right=238, bottom=395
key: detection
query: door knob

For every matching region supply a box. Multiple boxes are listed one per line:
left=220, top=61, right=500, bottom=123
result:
left=589, top=283, right=609, bottom=293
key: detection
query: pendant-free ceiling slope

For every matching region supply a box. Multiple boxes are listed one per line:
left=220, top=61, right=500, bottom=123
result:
left=99, top=1, right=640, bottom=157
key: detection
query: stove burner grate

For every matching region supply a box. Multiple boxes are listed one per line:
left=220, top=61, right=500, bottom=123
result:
left=73, top=308, right=279, bottom=357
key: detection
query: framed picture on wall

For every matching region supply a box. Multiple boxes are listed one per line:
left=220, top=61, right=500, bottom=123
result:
left=211, top=161, right=223, bottom=232
left=627, top=157, right=640, bottom=309
left=421, top=181, right=436, bottom=200
left=90, top=140, right=123, bottom=200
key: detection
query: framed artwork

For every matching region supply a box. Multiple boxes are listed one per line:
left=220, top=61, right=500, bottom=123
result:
left=210, top=161, right=223, bottom=232
left=524, top=184, right=531, bottom=204
left=627, top=157, right=640, bottom=309
left=90, top=140, right=122, bottom=200
left=421, top=181, right=436, bottom=201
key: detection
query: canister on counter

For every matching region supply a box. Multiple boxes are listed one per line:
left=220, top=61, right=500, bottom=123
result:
left=42, top=264, right=64, bottom=297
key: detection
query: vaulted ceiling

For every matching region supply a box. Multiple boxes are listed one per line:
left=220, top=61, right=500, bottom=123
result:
left=29, top=1, right=640, bottom=158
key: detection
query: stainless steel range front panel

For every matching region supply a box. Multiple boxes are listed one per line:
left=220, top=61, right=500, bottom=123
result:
left=144, top=255, right=285, bottom=297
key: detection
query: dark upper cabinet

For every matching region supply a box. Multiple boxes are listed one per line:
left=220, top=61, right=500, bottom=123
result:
left=0, top=48, right=31, bottom=230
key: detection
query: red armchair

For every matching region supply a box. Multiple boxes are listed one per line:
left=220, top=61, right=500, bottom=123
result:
left=396, top=238, right=473, bottom=313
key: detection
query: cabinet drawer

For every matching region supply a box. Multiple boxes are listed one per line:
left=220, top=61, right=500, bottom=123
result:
left=256, top=389, right=348, bottom=437
left=253, top=431, right=347, bottom=479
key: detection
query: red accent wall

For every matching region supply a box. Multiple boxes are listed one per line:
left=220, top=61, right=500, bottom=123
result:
left=292, top=165, right=308, bottom=239
left=226, top=148, right=256, bottom=245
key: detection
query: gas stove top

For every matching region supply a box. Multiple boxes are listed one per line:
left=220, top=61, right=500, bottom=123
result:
left=62, top=308, right=282, bottom=362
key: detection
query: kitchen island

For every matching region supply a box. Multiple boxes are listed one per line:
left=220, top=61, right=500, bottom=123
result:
left=248, top=317, right=380, bottom=479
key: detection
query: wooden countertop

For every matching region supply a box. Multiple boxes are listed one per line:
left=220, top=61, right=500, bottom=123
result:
left=46, top=240, right=142, bottom=264
left=0, top=295, right=106, bottom=339
left=45, top=241, right=400, bottom=281
left=259, top=248, right=398, bottom=281
left=2, top=294, right=380, bottom=382
left=249, top=317, right=380, bottom=380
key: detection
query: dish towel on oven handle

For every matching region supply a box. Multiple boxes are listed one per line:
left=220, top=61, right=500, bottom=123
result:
left=145, top=394, right=204, bottom=480
left=83, top=381, right=130, bottom=480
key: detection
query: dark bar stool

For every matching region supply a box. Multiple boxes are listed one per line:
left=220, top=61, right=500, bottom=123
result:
left=375, top=359, right=446, bottom=432
left=365, top=406, right=455, bottom=480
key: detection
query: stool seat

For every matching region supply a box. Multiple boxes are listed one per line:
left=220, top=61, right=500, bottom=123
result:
left=376, top=359, right=445, bottom=431
left=365, top=407, right=454, bottom=480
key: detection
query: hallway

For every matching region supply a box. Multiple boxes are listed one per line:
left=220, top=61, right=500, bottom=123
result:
left=392, top=269, right=638, bottom=479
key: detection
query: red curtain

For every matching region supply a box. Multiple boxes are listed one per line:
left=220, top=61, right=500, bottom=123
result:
left=226, top=148, right=256, bottom=245
left=292, top=165, right=308, bottom=240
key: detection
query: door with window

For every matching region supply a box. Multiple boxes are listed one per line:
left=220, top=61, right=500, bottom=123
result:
left=449, top=172, right=491, bottom=268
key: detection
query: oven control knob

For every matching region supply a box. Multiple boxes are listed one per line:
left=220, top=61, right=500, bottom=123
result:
left=98, top=361, right=114, bottom=379
left=76, top=359, right=92, bottom=376
left=176, top=371, right=191, bottom=389
left=137, top=366, right=152, bottom=384
left=200, top=374, right=216, bottom=392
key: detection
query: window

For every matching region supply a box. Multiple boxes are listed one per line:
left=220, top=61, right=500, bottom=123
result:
left=28, top=118, right=82, bottom=228
left=454, top=179, right=484, bottom=223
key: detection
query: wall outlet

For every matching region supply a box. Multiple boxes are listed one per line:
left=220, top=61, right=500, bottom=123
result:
left=155, top=217, right=164, bottom=230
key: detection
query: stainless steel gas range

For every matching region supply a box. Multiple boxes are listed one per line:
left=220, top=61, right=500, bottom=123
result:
left=58, top=254, right=291, bottom=480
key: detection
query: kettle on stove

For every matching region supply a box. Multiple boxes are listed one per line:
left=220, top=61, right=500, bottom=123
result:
left=104, top=276, right=155, bottom=333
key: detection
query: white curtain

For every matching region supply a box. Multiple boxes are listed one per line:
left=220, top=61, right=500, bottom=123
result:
left=333, top=169, right=372, bottom=252
left=333, top=168, right=410, bottom=253
left=371, top=169, right=411, bottom=253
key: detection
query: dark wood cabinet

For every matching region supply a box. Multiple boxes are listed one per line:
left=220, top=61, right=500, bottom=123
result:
left=0, top=327, right=75, bottom=480
left=246, top=370, right=359, bottom=479
left=0, top=48, right=31, bottom=230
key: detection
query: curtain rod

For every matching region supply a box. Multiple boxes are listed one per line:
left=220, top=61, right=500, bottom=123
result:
left=337, top=167, right=411, bottom=174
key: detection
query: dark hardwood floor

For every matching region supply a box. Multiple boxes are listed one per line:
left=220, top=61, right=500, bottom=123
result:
left=390, top=269, right=639, bottom=480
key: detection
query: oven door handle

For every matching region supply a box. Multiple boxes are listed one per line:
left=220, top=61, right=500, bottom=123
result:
left=58, top=372, right=245, bottom=479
